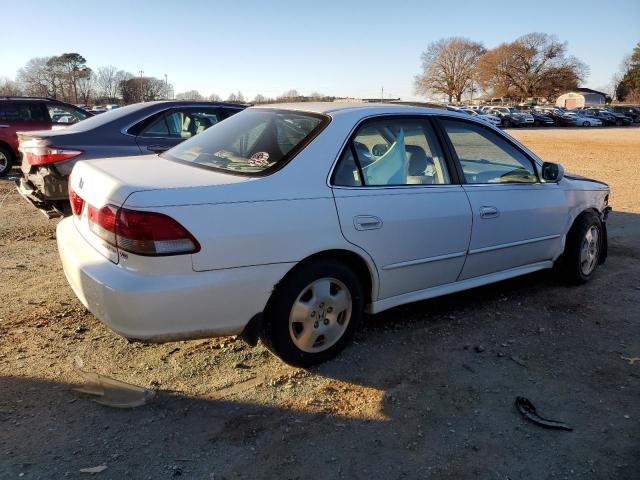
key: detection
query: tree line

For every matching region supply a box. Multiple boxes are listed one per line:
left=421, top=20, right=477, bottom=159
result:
left=415, top=32, right=592, bottom=103
left=0, top=53, right=172, bottom=104
left=0, top=54, right=332, bottom=106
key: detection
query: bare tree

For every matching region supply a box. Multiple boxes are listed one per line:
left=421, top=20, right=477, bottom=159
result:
left=414, top=38, right=486, bottom=102
left=476, top=33, right=587, bottom=101
left=208, top=93, right=222, bottom=101
left=76, top=71, right=95, bottom=104
left=0, top=77, right=22, bottom=96
left=280, top=89, right=300, bottom=100
left=120, top=76, right=170, bottom=104
left=226, top=91, right=245, bottom=102
left=252, top=94, right=267, bottom=103
left=175, top=90, right=204, bottom=100
left=17, top=57, right=61, bottom=98
left=96, top=66, right=129, bottom=102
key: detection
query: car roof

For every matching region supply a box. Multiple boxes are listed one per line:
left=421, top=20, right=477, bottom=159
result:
left=138, top=100, right=248, bottom=108
left=252, top=101, right=451, bottom=117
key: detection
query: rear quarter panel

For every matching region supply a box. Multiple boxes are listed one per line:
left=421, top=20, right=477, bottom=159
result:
left=134, top=197, right=349, bottom=272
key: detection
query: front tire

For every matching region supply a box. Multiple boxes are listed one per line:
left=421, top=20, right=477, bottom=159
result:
left=261, top=259, right=364, bottom=367
left=0, top=145, right=15, bottom=178
left=557, top=212, right=603, bottom=284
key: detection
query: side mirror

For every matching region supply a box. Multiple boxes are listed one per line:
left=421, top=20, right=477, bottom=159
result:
left=147, top=145, right=170, bottom=154
left=541, top=162, right=564, bottom=182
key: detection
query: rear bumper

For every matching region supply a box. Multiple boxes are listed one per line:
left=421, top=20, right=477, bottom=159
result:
left=15, top=177, right=66, bottom=218
left=56, top=217, right=293, bottom=342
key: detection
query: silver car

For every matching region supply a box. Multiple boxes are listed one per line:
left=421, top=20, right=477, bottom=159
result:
left=17, top=100, right=246, bottom=216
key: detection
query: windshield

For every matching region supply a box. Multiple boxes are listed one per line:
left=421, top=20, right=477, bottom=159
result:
left=164, top=108, right=329, bottom=175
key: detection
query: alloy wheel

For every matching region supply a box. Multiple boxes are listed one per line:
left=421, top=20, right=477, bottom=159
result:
left=580, top=226, right=600, bottom=276
left=0, top=151, right=8, bottom=175
left=288, top=277, right=352, bottom=353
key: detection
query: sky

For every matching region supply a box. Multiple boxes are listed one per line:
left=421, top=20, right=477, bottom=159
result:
left=1, top=0, right=638, bottom=101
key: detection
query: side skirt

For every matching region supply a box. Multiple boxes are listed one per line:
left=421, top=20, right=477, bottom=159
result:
left=368, top=261, right=553, bottom=314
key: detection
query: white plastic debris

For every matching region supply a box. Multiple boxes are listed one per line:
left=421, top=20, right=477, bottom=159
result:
left=79, top=465, right=108, bottom=474
left=73, top=357, right=155, bottom=408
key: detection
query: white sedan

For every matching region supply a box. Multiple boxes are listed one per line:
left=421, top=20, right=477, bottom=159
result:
left=565, top=113, right=603, bottom=127
left=57, top=104, right=611, bottom=366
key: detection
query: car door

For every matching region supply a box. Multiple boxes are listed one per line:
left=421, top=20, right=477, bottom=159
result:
left=331, top=116, right=472, bottom=300
left=135, top=107, right=224, bottom=154
left=0, top=101, right=51, bottom=157
left=437, top=117, right=568, bottom=280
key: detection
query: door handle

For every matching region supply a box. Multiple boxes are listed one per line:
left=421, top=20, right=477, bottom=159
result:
left=354, top=215, right=383, bottom=231
left=479, top=206, right=499, bottom=219
left=0, top=124, right=10, bottom=128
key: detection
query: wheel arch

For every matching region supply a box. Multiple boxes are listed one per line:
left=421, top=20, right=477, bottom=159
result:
left=240, top=248, right=378, bottom=347
left=282, top=249, right=377, bottom=306
left=0, top=140, right=16, bottom=158
left=569, top=207, right=607, bottom=264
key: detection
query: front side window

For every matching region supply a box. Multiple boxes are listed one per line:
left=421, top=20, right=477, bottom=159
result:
left=46, top=104, right=88, bottom=124
left=164, top=109, right=328, bottom=175
left=140, top=109, right=222, bottom=139
left=440, top=119, right=537, bottom=184
left=333, top=118, right=451, bottom=187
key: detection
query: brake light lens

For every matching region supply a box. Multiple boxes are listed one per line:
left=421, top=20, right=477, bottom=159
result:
left=68, top=185, right=84, bottom=216
left=87, top=204, right=118, bottom=246
left=116, top=209, right=200, bottom=255
left=24, top=147, right=83, bottom=166
left=86, top=204, right=199, bottom=256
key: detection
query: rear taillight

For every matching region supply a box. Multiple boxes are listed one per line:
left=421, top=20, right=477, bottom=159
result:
left=69, top=185, right=84, bottom=216
left=86, top=204, right=199, bottom=256
left=116, top=209, right=200, bottom=256
left=24, top=147, right=83, bottom=165
left=87, top=204, right=118, bottom=246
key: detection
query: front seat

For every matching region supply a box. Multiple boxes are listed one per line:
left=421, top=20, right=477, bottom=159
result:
left=405, top=145, right=435, bottom=184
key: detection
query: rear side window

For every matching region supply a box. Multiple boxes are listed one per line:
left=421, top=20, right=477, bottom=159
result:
left=164, top=109, right=329, bottom=175
left=333, top=118, right=450, bottom=187
left=440, top=119, right=537, bottom=184
left=0, top=102, right=47, bottom=122
left=140, top=109, right=222, bottom=139
left=46, top=104, right=88, bottom=124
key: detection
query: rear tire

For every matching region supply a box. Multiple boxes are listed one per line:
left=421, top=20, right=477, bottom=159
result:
left=556, top=212, right=603, bottom=285
left=0, top=145, right=15, bottom=178
left=260, top=259, right=364, bottom=367
left=582, top=121, right=589, bottom=127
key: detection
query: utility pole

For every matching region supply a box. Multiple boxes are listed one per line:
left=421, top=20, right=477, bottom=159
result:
left=470, top=77, right=474, bottom=103
left=164, top=74, right=168, bottom=99
left=139, top=70, right=144, bottom=102
left=381, top=86, right=384, bottom=102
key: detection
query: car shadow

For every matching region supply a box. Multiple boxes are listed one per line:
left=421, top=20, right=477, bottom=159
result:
left=2, top=211, right=639, bottom=479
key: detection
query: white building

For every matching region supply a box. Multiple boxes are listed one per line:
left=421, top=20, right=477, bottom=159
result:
left=556, top=88, right=607, bottom=109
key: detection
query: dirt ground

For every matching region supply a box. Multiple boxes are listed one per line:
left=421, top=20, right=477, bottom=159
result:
left=0, top=127, right=638, bottom=479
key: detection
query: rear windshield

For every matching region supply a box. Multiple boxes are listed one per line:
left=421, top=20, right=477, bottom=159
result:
left=163, top=108, right=329, bottom=176
left=63, top=103, right=148, bottom=132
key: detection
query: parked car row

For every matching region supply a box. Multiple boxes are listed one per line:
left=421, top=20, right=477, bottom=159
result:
left=452, top=104, right=639, bottom=128
left=11, top=99, right=246, bottom=215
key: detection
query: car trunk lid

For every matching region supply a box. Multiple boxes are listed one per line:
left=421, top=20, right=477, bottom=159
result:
left=69, top=155, right=251, bottom=263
